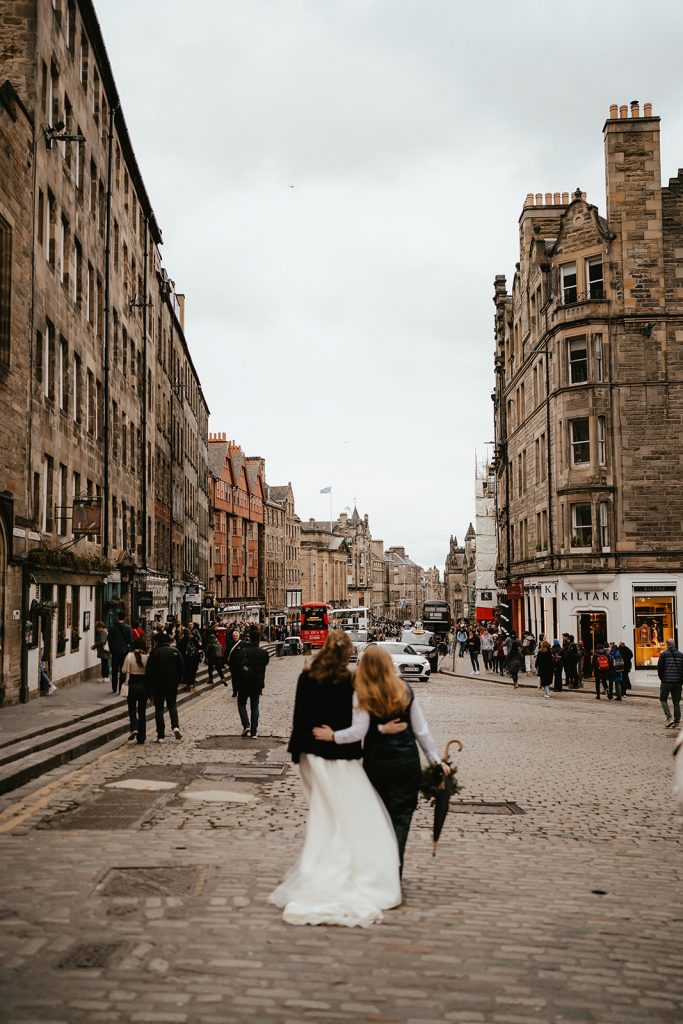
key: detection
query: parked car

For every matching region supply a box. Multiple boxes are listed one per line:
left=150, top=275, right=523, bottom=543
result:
left=281, top=635, right=303, bottom=655
left=361, top=641, right=430, bottom=682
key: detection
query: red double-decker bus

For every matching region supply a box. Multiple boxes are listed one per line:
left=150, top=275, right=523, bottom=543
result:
left=301, top=602, right=329, bottom=648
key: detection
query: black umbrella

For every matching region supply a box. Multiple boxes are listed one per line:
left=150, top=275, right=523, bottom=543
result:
left=430, top=739, right=463, bottom=856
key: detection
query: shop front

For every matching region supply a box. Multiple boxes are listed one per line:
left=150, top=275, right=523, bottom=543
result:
left=525, top=573, right=682, bottom=687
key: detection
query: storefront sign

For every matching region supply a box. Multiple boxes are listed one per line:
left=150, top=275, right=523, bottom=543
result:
left=137, top=591, right=154, bottom=607
left=561, top=591, right=619, bottom=602
left=541, top=582, right=557, bottom=598
left=186, top=584, right=200, bottom=596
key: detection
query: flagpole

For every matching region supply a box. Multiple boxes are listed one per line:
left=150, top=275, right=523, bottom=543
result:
left=329, top=487, right=333, bottom=533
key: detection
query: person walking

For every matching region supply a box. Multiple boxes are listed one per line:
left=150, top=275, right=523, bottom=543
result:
left=108, top=611, right=133, bottom=695
left=562, top=633, right=580, bottom=689
left=269, top=631, right=401, bottom=927
left=314, top=644, right=450, bottom=875
left=145, top=631, right=184, bottom=742
left=536, top=639, right=554, bottom=697
left=122, top=637, right=149, bottom=744
left=608, top=642, right=625, bottom=702
left=591, top=646, right=611, bottom=699
left=234, top=635, right=270, bottom=738
left=480, top=629, right=494, bottom=672
left=39, top=646, right=56, bottom=695
left=456, top=625, right=468, bottom=658
left=657, top=638, right=683, bottom=730
left=494, top=633, right=507, bottom=675
left=522, top=632, right=537, bottom=675
left=93, top=620, right=110, bottom=684
left=466, top=629, right=481, bottom=675
left=550, top=639, right=564, bottom=692
left=505, top=633, right=523, bottom=688
left=205, top=628, right=227, bottom=687
left=178, top=625, right=201, bottom=692
left=226, top=629, right=243, bottom=697
left=618, top=642, right=633, bottom=697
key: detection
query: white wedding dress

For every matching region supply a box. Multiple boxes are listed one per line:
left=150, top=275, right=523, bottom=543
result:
left=269, top=753, right=402, bottom=927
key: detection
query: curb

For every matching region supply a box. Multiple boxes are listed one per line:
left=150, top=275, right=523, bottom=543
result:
left=437, top=664, right=658, bottom=699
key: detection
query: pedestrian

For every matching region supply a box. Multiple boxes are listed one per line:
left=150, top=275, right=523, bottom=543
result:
left=94, top=619, right=110, bottom=684
left=466, top=629, right=481, bottom=675
left=39, top=645, right=56, bottom=695
left=591, top=646, right=611, bottom=699
left=657, top=638, right=683, bottom=731
left=122, top=637, right=149, bottom=744
left=495, top=633, right=508, bottom=674
left=269, top=630, right=401, bottom=927
left=145, top=631, right=184, bottom=742
left=522, top=631, right=537, bottom=675
left=108, top=611, right=133, bottom=695
left=313, top=643, right=450, bottom=875
left=131, top=619, right=144, bottom=643
left=226, top=629, right=243, bottom=697
left=456, top=625, right=468, bottom=658
left=178, top=624, right=201, bottom=691
left=551, top=639, right=564, bottom=692
left=618, top=642, right=633, bottom=696
left=505, top=633, right=523, bottom=688
left=535, top=639, right=554, bottom=697
left=234, top=634, right=270, bottom=738
left=576, top=640, right=585, bottom=688
left=480, top=629, right=494, bottom=672
left=608, top=642, right=625, bottom=702
left=562, top=633, right=580, bottom=689
left=205, top=627, right=227, bottom=686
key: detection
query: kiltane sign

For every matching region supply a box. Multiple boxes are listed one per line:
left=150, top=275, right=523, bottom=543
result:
left=561, top=591, right=619, bottom=602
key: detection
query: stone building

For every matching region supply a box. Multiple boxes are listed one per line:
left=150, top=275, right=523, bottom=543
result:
left=207, top=436, right=264, bottom=620
left=300, top=521, right=348, bottom=606
left=301, top=506, right=373, bottom=609
left=370, top=538, right=387, bottom=617
left=422, top=566, right=445, bottom=604
left=0, top=0, right=209, bottom=703
left=267, top=483, right=301, bottom=627
left=264, top=489, right=286, bottom=627
left=474, top=461, right=498, bottom=622
left=493, top=101, right=683, bottom=684
left=384, top=546, right=422, bottom=621
left=444, top=535, right=465, bottom=622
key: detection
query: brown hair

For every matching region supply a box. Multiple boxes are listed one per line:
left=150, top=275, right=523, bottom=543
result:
left=539, top=640, right=549, bottom=653
left=308, top=630, right=353, bottom=683
left=354, top=645, right=410, bottom=718
left=131, top=635, right=147, bottom=667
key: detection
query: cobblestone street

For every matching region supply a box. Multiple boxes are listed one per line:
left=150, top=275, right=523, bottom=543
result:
left=0, top=656, right=680, bottom=1024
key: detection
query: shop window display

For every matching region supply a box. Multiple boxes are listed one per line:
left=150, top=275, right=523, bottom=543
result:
left=633, top=596, right=675, bottom=668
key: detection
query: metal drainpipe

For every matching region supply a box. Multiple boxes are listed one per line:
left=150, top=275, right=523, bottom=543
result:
left=544, top=333, right=554, bottom=565
left=168, top=312, right=174, bottom=616
left=141, top=219, right=148, bottom=572
left=102, top=102, right=117, bottom=558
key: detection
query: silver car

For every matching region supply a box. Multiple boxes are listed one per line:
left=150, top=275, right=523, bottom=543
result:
left=361, top=641, right=430, bottom=682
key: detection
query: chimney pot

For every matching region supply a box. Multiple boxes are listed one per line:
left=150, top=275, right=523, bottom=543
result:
left=643, top=102, right=653, bottom=117
left=619, top=104, right=628, bottom=119
left=561, top=191, right=569, bottom=204
left=609, top=103, right=618, bottom=119
left=524, top=193, right=534, bottom=207
left=581, top=191, right=587, bottom=201
left=544, top=192, right=552, bottom=205
left=553, top=192, right=560, bottom=204
left=630, top=100, right=640, bottom=118
left=535, top=192, right=542, bottom=205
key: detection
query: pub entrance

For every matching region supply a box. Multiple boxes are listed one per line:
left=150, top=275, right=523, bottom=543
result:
left=577, top=611, right=607, bottom=678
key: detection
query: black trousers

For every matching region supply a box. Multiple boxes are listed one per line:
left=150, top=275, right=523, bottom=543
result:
left=153, top=681, right=179, bottom=738
left=127, top=680, right=149, bottom=743
left=364, top=751, right=421, bottom=874
left=553, top=665, right=564, bottom=691
left=111, top=653, right=125, bottom=693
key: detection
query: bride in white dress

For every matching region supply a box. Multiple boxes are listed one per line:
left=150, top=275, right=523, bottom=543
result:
left=269, top=631, right=401, bottom=927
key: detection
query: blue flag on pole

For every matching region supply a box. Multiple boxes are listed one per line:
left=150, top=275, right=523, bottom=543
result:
left=320, top=486, right=332, bottom=494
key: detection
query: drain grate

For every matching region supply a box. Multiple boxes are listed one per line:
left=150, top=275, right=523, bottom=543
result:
left=197, top=735, right=286, bottom=751
left=58, top=941, right=123, bottom=970
left=452, top=800, right=524, bottom=815
left=97, top=865, right=208, bottom=898
left=42, top=790, right=161, bottom=830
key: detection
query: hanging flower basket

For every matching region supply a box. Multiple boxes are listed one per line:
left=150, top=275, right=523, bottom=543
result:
left=31, top=599, right=58, bottom=618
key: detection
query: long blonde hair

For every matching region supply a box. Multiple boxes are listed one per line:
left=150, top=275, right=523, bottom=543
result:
left=308, top=629, right=353, bottom=683
left=354, top=645, right=410, bottom=718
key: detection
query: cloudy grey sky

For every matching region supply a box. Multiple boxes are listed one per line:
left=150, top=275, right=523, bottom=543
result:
left=97, top=0, right=683, bottom=570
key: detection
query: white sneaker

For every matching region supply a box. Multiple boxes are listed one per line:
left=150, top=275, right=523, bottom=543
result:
left=47, top=684, right=57, bottom=694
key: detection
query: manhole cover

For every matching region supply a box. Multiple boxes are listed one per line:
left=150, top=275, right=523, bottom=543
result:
left=58, top=942, right=123, bottom=970
left=197, top=735, right=286, bottom=751
left=43, top=790, right=163, bottom=831
left=97, top=865, right=208, bottom=897
left=452, top=801, right=524, bottom=815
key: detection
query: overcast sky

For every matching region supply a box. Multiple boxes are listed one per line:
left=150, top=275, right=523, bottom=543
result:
left=97, top=0, right=683, bottom=571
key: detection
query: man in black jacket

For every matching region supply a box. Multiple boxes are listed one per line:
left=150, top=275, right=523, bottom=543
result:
left=658, top=638, right=683, bottom=730
left=109, top=611, right=133, bottom=695
left=234, top=638, right=270, bottom=738
left=145, top=632, right=185, bottom=742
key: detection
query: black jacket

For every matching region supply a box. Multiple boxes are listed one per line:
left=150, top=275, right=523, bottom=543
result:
left=535, top=648, right=554, bottom=684
left=145, top=636, right=184, bottom=688
left=108, top=621, right=133, bottom=656
left=234, top=644, right=270, bottom=697
left=288, top=669, right=361, bottom=764
left=658, top=648, right=683, bottom=685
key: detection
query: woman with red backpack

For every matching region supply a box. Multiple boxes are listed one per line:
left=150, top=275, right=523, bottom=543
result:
left=591, top=646, right=611, bottom=699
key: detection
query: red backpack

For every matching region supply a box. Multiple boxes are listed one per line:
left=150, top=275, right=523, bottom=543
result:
left=596, top=652, right=610, bottom=672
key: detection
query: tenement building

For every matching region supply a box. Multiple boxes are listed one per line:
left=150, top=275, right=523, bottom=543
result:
left=0, top=0, right=209, bottom=703
left=267, top=483, right=301, bottom=628
left=493, top=101, right=683, bottom=686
